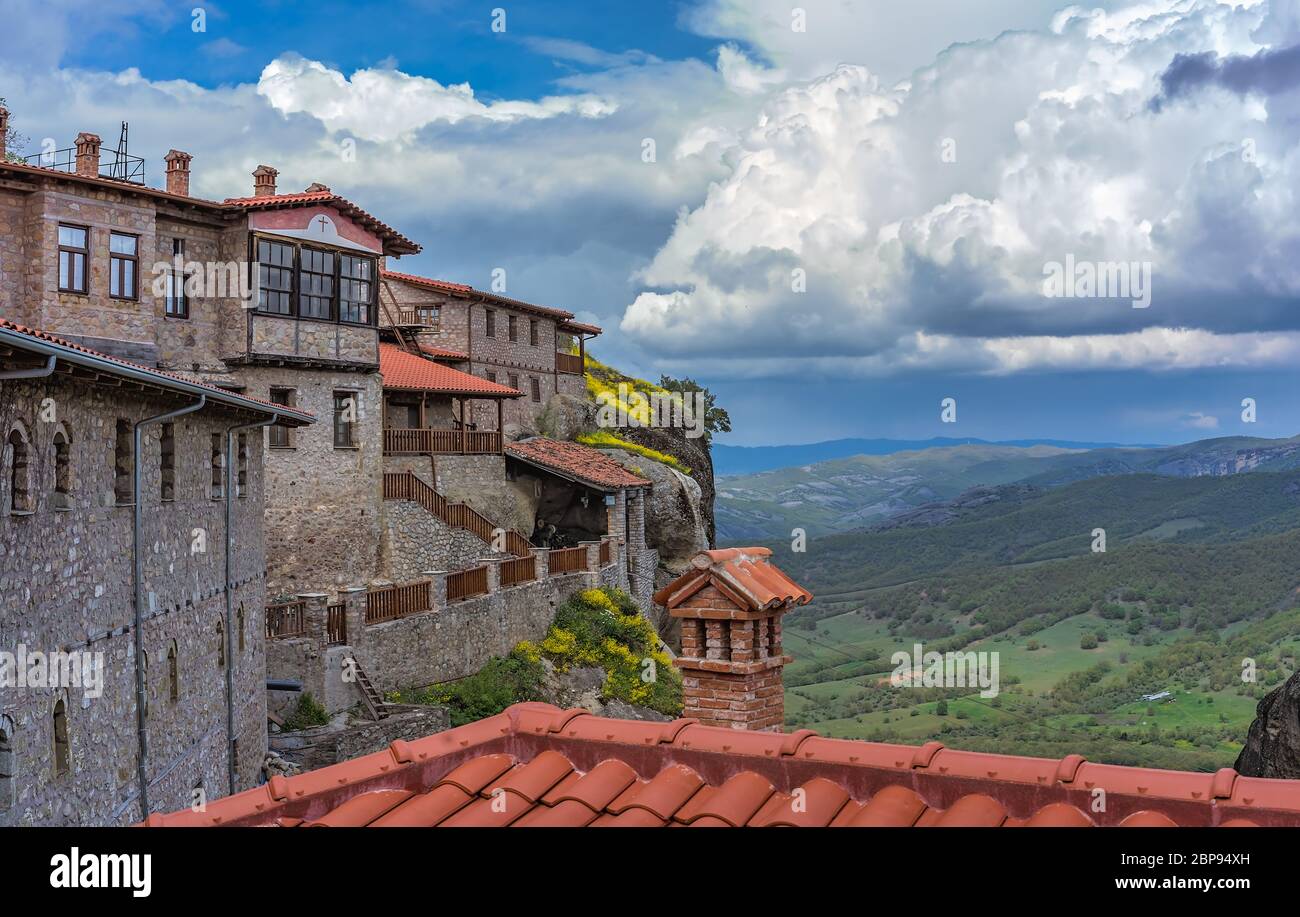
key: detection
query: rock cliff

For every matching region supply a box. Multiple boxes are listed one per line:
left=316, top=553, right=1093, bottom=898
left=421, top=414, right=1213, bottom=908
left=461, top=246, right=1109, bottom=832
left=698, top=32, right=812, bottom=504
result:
left=1235, top=670, right=1300, bottom=780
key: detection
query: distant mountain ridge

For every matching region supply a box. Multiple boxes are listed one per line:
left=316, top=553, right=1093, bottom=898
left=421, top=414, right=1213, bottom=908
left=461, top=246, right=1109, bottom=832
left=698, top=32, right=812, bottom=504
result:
left=716, top=434, right=1300, bottom=543
left=713, top=436, right=1164, bottom=476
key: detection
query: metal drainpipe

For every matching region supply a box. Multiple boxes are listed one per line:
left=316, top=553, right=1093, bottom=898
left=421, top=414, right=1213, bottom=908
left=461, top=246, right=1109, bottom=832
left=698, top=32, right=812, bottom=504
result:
left=223, top=414, right=278, bottom=796
left=133, top=395, right=207, bottom=821
left=0, top=355, right=57, bottom=380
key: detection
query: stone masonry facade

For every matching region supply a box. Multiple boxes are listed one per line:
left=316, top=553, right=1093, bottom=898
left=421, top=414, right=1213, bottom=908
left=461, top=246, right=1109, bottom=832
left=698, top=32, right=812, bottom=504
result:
left=382, top=276, right=589, bottom=432
left=0, top=375, right=269, bottom=825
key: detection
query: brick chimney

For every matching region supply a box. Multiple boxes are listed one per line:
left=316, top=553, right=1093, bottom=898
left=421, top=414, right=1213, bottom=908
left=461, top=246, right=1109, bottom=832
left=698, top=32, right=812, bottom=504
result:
left=0, top=108, right=9, bottom=159
left=252, top=164, right=278, bottom=198
left=653, top=547, right=811, bottom=731
left=164, top=150, right=193, bottom=197
left=75, top=132, right=102, bottom=178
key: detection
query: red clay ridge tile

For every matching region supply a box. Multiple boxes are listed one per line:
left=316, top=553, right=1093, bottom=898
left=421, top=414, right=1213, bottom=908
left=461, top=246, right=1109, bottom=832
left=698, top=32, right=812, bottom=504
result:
left=545, top=759, right=639, bottom=811
left=849, top=785, right=929, bottom=827
left=750, top=777, right=851, bottom=828
left=303, top=790, right=414, bottom=827
left=932, top=794, right=1008, bottom=827
left=608, top=764, right=706, bottom=820
left=435, top=754, right=516, bottom=795
left=674, top=772, right=776, bottom=826
left=486, top=750, right=575, bottom=803
left=369, top=785, right=475, bottom=827
left=505, top=437, right=652, bottom=490
left=1021, top=803, right=1094, bottom=828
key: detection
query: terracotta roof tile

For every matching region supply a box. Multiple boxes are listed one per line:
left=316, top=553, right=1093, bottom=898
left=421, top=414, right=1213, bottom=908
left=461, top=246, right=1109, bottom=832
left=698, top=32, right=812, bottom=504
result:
left=143, top=703, right=1300, bottom=829
left=654, top=547, right=813, bottom=613
left=417, top=342, right=470, bottom=361
left=226, top=191, right=420, bottom=255
left=674, top=772, right=775, bottom=826
left=505, top=437, right=652, bottom=491
left=0, top=318, right=314, bottom=425
left=382, top=270, right=599, bottom=333
left=379, top=342, right=521, bottom=397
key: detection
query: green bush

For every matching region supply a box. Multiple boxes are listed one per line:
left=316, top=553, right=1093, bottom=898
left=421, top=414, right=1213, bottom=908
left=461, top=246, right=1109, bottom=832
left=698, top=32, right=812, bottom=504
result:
left=282, top=692, right=330, bottom=731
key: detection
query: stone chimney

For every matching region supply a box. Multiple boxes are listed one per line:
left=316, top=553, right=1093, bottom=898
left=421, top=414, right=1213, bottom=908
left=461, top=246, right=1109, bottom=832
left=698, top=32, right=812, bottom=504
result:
left=75, top=132, right=102, bottom=178
left=252, top=164, right=278, bottom=198
left=653, top=547, right=810, bottom=731
left=0, top=108, right=9, bottom=159
left=164, top=150, right=193, bottom=197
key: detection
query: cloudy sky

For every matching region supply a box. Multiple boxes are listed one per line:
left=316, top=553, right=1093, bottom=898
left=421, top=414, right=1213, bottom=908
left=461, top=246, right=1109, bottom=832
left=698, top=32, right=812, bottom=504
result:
left=2, top=0, right=1298, bottom=446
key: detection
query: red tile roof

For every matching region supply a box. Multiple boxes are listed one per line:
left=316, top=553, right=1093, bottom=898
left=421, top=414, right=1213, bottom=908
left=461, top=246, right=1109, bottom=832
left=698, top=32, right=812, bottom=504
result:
left=0, top=161, right=419, bottom=256
left=382, top=270, right=601, bottom=335
left=141, top=703, right=1300, bottom=828
left=654, top=547, right=814, bottom=612
left=378, top=343, right=521, bottom=397
left=505, top=437, right=651, bottom=491
left=225, top=190, right=420, bottom=255
left=0, top=318, right=315, bottom=425
left=417, top=342, right=470, bottom=361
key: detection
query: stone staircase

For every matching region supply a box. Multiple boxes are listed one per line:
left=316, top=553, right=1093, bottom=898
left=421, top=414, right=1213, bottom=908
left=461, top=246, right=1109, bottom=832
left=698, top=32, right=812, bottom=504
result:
left=382, top=470, right=533, bottom=557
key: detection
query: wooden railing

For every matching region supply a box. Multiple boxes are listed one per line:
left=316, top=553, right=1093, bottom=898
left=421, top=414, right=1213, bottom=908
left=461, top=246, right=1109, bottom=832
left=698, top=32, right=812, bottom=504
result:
left=382, top=471, right=532, bottom=557
left=266, top=600, right=307, bottom=639
left=555, top=351, right=583, bottom=375
left=599, top=539, right=613, bottom=567
left=500, top=555, right=537, bottom=588
left=383, top=427, right=502, bottom=455
left=326, top=603, right=347, bottom=645
left=549, top=546, right=588, bottom=575
left=447, top=566, right=489, bottom=602
left=365, top=580, right=432, bottom=625
left=395, top=310, right=440, bottom=328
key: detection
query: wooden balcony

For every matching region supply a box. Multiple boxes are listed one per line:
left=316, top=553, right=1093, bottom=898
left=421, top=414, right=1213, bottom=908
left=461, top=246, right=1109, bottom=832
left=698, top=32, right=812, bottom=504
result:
left=383, top=427, right=502, bottom=455
left=555, top=351, right=583, bottom=375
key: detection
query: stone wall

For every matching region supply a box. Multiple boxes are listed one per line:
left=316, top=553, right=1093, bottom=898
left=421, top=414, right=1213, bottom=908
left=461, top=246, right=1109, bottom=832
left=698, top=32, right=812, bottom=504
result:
left=233, top=366, right=385, bottom=595
left=381, top=277, right=586, bottom=433
left=0, top=375, right=268, bottom=825
left=381, top=499, right=511, bottom=582
left=269, top=705, right=449, bottom=772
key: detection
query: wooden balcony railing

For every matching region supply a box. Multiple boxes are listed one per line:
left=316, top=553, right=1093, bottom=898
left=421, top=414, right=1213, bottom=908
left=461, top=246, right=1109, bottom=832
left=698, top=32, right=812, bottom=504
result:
left=382, top=471, right=532, bottom=557
left=365, top=580, right=432, bottom=625
left=383, top=427, right=502, bottom=455
left=500, top=555, right=537, bottom=588
left=326, top=603, right=347, bottom=645
left=266, top=600, right=307, bottom=639
left=548, top=546, right=588, bottom=575
left=555, top=351, right=583, bottom=375
left=394, top=310, right=440, bottom=328
left=447, top=566, right=489, bottom=602
left=599, top=539, right=613, bottom=567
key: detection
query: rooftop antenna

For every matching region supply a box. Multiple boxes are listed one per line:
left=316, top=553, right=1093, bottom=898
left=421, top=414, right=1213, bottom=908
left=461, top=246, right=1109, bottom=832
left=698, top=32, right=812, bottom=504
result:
left=108, top=121, right=129, bottom=180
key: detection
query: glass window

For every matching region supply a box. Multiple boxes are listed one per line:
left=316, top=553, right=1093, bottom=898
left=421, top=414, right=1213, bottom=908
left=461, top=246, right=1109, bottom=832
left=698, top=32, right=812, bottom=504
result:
left=333, top=392, right=356, bottom=448
left=529, top=319, right=539, bottom=346
left=508, top=315, right=518, bottom=342
left=485, top=310, right=496, bottom=337
left=166, top=237, right=188, bottom=318
left=298, top=247, right=334, bottom=319
left=57, top=224, right=88, bottom=293
left=339, top=255, right=373, bottom=323
left=269, top=388, right=295, bottom=448
left=258, top=239, right=294, bottom=315
left=109, top=233, right=138, bottom=299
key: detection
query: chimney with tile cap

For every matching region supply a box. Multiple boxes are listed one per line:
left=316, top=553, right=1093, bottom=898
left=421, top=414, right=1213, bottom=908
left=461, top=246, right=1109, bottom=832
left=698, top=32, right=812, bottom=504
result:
left=653, top=547, right=811, bottom=731
left=164, top=150, right=193, bottom=197
left=252, top=164, right=278, bottom=197
left=75, top=132, right=101, bottom=178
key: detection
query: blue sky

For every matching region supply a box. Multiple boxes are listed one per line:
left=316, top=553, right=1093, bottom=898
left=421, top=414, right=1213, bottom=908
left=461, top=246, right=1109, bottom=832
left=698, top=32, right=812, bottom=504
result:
left=3, top=0, right=1298, bottom=446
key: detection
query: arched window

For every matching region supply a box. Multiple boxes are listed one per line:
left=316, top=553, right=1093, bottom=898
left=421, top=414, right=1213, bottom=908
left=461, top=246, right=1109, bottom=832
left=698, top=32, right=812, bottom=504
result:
left=160, top=422, right=176, bottom=502
left=237, top=605, right=246, bottom=653
left=216, top=618, right=225, bottom=669
left=51, top=425, right=71, bottom=510
left=114, top=419, right=133, bottom=505
left=52, top=700, right=70, bottom=777
left=237, top=433, right=248, bottom=498
left=7, top=425, right=31, bottom=514
left=167, top=640, right=179, bottom=703
left=0, top=713, right=14, bottom=812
